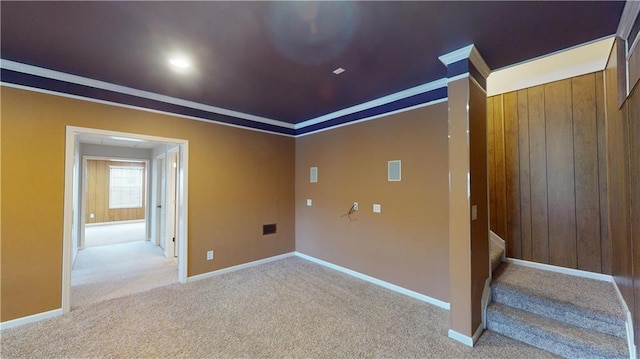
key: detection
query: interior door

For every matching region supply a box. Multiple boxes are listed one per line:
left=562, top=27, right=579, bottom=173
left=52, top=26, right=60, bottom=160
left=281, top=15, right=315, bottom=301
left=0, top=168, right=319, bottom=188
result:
left=157, top=155, right=167, bottom=251
left=167, top=150, right=179, bottom=258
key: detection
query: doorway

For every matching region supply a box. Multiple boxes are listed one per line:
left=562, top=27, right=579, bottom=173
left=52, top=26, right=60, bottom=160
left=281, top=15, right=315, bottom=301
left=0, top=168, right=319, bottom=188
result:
left=63, top=126, right=189, bottom=314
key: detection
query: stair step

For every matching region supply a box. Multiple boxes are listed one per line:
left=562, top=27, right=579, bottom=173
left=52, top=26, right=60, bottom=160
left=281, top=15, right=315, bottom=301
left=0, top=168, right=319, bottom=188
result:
left=492, top=263, right=626, bottom=338
left=487, top=302, right=628, bottom=359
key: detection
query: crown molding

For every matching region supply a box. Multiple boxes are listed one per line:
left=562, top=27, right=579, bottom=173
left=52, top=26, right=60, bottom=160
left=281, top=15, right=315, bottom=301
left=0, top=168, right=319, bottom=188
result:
left=469, top=47, right=491, bottom=79
left=439, top=44, right=491, bottom=79
left=294, top=78, right=447, bottom=130
left=438, top=45, right=474, bottom=66
left=1, top=81, right=295, bottom=137
left=0, top=59, right=295, bottom=130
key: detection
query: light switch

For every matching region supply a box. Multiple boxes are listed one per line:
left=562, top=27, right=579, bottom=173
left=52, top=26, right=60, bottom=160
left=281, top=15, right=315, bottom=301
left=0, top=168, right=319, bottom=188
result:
left=373, top=204, right=381, bottom=213
left=306, top=199, right=312, bottom=206
left=472, top=205, right=477, bottom=220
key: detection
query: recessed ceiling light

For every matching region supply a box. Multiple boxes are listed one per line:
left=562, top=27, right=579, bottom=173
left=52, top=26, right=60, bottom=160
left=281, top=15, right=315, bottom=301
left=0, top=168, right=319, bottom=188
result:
left=168, top=56, right=191, bottom=70
left=333, top=67, right=346, bottom=75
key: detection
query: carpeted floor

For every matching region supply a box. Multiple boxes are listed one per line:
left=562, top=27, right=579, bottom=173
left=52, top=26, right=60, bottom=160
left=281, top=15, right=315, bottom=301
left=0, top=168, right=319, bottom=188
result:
left=487, top=262, right=628, bottom=358
left=85, top=220, right=147, bottom=247
left=2, top=257, right=556, bottom=358
left=72, top=240, right=177, bottom=308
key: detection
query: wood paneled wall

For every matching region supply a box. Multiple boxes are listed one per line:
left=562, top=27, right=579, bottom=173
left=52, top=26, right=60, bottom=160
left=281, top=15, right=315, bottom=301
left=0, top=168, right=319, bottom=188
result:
left=488, top=72, right=610, bottom=273
left=605, top=38, right=640, bottom=355
left=85, top=160, right=146, bottom=223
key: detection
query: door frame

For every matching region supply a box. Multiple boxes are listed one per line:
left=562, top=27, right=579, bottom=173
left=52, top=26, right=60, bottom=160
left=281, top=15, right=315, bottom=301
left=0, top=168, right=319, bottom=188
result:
left=63, top=126, right=189, bottom=314
left=152, top=153, right=167, bottom=248
left=166, top=148, right=179, bottom=258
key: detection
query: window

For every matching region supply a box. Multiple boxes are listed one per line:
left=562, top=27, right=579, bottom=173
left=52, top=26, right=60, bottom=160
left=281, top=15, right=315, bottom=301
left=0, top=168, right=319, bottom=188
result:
left=109, top=166, right=143, bottom=209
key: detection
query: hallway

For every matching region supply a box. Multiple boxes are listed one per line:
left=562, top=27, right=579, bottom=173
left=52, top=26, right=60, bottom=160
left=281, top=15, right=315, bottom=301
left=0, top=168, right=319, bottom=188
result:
left=84, top=221, right=146, bottom=247
left=72, top=240, right=177, bottom=309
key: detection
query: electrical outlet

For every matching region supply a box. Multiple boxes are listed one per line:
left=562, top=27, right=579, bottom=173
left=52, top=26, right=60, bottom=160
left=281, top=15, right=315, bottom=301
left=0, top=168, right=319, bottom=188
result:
left=90, top=213, right=95, bottom=219
left=373, top=204, right=381, bottom=213
left=307, top=199, right=312, bottom=206
left=206, top=250, right=214, bottom=261
left=353, top=202, right=358, bottom=211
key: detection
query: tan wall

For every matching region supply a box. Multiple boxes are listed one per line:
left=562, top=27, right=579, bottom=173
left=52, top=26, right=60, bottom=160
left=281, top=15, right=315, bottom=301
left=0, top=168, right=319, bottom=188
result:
left=295, top=103, right=450, bottom=302
left=85, top=160, right=146, bottom=223
left=469, top=79, right=489, bottom=334
left=448, top=75, right=489, bottom=337
left=0, top=87, right=295, bottom=321
left=487, top=72, right=610, bottom=274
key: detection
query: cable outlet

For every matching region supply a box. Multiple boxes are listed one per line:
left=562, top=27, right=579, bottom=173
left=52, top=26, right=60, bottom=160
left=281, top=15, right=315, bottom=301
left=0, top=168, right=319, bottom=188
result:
left=353, top=202, right=358, bottom=211
left=206, top=250, right=214, bottom=261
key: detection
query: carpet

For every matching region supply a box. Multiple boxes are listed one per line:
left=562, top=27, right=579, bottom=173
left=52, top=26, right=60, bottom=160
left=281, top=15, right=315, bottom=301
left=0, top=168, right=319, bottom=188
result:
left=72, top=240, right=177, bottom=309
left=2, top=257, right=556, bottom=358
left=487, top=263, right=627, bottom=358
left=84, top=221, right=146, bottom=247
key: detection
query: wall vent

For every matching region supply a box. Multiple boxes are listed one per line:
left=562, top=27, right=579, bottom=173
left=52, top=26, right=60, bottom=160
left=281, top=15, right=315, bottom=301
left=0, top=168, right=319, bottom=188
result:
left=263, top=223, right=277, bottom=235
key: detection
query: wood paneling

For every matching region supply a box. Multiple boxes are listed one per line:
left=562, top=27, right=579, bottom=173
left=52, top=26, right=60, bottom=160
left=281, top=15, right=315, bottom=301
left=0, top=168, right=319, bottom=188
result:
left=85, top=160, right=146, bottom=223
left=572, top=74, right=602, bottom=272
left=517, top=89, right=533, bottom=261
left=487, top=97, right=497, bottom=232
left=504, top=92, right=521, bottom=258
left=545, top=79, right=576, bottom=268
left=493, top=96, right=508, bottom=240
left=528, top=85, right=549, bottom=264
left=628, top=84, right=640, bottom=354
left=605, top=39, right=640, bottom=357
left=596, top=71, right=611, bottom=274
left=488, top=72, right=608, bottom=273
left=606, top=44, right=634, bottom=306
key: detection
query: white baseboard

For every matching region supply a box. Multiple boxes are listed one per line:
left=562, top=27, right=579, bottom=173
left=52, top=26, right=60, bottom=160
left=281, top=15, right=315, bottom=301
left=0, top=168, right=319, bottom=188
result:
left=489, top=230, right=505, bottom=248
left=489, top=231, right=506, bottom=262
left=0, top=308, right=63, bottom=330
left=504, top=257, right=612, bottom=282
left=187, top=252, right=296, bottom=282
left=612, top=279, right=637, bottom=359
left=294, top=252, right=450, bottom=310
left=481, top=276, right=492, bottom=329
left=448, top=324, right=483, bottom=347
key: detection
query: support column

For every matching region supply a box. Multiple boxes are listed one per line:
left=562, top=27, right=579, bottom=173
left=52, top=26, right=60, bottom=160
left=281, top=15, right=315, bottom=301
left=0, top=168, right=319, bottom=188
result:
left=439, top=45, right=491, bottom=346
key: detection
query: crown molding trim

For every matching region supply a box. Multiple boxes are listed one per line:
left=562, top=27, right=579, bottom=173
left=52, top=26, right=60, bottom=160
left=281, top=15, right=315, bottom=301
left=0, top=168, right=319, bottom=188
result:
left=294, top=78, right=447, bottom=130
left=0, top=59, right=294, bottom=130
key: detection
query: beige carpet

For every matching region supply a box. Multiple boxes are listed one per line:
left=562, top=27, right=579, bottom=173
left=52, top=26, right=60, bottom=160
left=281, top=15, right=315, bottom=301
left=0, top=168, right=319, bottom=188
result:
left=72, top=240, right=177, bottom=308
left=3, top=257, right=556, bottom=358
left=85, top=220, right=146, bottom=247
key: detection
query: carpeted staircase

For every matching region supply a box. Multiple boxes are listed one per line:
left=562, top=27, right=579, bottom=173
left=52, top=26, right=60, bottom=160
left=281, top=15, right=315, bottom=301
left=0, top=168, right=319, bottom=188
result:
left=486, top=242, right=628, bottom=358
